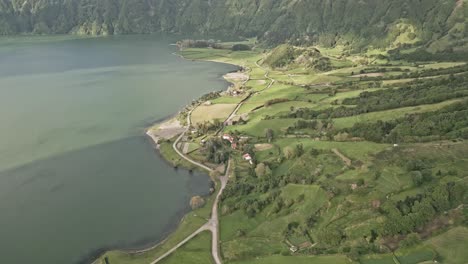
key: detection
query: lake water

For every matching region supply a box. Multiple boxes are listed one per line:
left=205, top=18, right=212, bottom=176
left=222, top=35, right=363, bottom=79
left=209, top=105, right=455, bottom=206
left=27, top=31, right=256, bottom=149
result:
left=0, top=35, right=235, bottom=263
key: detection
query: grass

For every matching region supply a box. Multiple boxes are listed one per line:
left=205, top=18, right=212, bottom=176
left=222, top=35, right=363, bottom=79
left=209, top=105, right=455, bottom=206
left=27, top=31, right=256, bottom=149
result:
left=395, top=246, right=435, bottom=264
left=229, top=255, right=350, bottom=264
left=322, top=88, right=382, bottom=103
left=333, top=99, right=461, bottom=129
left=191, top=103, right=237, bottom=124
left=159, top=231, right=213, bottom=264
left=211, top=95, right=246, bottom=104
left=420, top=62, right=466, bottom=70
left=425, top=226, right=468, bottom=264
left=361, top=246, right=435, bottom=264
left=225, top=118, right=297, bottom=137
left=237, top=83, right=307, bottom=114
left=133, top=45, right=468, bottom=264
left=96, top=184, right=218, bottom=264
left=275, top=138, right=389, bottom=162
left=158, top=140, right=198, bottom=170
left=220, top=184, right=329, bottom=262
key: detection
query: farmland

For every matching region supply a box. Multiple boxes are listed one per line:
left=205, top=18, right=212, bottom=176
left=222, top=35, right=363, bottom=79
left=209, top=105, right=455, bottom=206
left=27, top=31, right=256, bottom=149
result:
left=98, top=40, right=467, bottom=264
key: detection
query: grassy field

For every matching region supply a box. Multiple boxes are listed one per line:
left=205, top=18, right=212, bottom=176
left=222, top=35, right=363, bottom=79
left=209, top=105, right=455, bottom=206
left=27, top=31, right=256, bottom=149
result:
left=191, top=103, right=237, bottom=124
left=96, top=183, right=218, bottom=264
left=220, top=184, right=328, bottom=262
left=160, top=231, right=213, bottom=264
left=226, top=118, right=297, bottom=137
left=332, top=99, right=461, bottom=129
left=425, top=226, right=468, bottom=264
left=229, top=255, right=350, bottom=264
left=99, top=43, right=468, bottom=264
left=158, top=140, right=199, bottom=171
left=274, top=138, right=389, bottom=161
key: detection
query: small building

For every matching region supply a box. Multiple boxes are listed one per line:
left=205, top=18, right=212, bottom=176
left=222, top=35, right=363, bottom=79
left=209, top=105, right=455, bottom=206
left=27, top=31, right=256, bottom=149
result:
left=393, top=144, right=399, bottom=147
left=243, top=153, right=253, bottom=164
left=289, top=246, right=298, bottom=253
left=222, top=134, right=234, bottom=143
left=222, top=133, right=238, bottom=149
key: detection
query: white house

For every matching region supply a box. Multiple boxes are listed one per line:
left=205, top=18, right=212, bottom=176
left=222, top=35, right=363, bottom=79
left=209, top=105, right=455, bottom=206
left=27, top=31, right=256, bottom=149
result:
left=243, top=153, right=253, bottom=164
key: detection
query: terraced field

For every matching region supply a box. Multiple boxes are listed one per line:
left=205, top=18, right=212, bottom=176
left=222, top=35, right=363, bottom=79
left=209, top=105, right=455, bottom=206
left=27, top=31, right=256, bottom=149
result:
left=97, top=42, right=468, bottom=264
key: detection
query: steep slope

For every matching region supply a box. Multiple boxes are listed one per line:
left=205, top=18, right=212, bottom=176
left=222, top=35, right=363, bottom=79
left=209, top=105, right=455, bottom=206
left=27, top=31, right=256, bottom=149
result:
left=0, top=0, right=466, bottom=49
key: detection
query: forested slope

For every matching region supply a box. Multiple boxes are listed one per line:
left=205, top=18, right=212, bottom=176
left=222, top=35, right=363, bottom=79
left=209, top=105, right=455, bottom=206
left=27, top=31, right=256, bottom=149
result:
left=0, top=0, right=467, bottom=50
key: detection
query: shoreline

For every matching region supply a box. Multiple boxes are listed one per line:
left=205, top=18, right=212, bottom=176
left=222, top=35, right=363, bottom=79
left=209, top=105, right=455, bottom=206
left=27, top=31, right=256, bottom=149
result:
left=144, top=49, right=246, bottom=166
left=93, top=49, right=245, bottom=263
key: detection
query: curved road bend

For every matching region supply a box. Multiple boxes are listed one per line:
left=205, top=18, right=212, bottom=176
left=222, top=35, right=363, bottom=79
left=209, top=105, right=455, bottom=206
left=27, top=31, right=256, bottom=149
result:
left=222, top=59, right=276, bottom=129
left=150, top=161, right=230, bottom=264
left=155, top=58, right=274, bottom=263
left=153, top=105, right=230, bottom=264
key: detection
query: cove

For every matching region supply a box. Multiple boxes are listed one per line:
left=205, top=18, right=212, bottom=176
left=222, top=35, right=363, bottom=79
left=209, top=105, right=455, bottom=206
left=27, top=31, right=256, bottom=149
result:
left=0, top=35, right=236, bottom=263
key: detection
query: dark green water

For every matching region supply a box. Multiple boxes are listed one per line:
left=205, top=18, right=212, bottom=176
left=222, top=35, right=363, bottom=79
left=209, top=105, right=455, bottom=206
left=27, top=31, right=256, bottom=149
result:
left=0, top=36, right=235, bottom=263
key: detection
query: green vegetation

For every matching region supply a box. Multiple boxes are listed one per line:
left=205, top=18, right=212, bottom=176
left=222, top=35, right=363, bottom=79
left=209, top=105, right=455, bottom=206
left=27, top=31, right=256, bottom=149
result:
left=166, top=40, right=468, bottom=264
left=1, top=0, right=467, bottom=54
left=160, top=231, right=213, bottom=264
left=159, top=140, right=197, bottom=171
left=191, top=103, right=237, bottom=125
left=425, top=227, right=468, bottom=264
left=96, top=182, right=219, bottom=264
left=79, top=3, right=468, bottom=260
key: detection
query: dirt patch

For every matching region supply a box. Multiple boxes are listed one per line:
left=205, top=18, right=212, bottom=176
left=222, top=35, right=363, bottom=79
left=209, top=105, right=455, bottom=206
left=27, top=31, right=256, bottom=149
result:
left=224, top=72, right=249, bottom=82
left=147, top=118, right=185, bottom=144
left=255, top=143, right=274, bottom=151
left=332, top=148, right=352, bottom=166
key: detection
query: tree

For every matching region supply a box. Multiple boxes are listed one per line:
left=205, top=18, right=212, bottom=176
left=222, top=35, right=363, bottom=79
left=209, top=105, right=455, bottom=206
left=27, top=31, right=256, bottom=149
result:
left=255, top=163, right=272, bottom=177
left=410, top=171, right=424, bottom=186
left=430, top=184, right=450, bottom=212
left=399, top=233, right=421, bottom=248
left=265, top=128, right=274, bottom=142
left=295, top=144, right=304, bottom=157
left=318, top=227, right=343, bottom=246
left=347, top=247, right=361, bottom=261
left=232, top=44, right=251, bottom=51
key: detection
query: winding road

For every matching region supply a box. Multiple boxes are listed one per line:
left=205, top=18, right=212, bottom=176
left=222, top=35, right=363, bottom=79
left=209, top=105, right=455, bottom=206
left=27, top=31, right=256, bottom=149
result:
left=172, top=107, right=213, bottom=172
left=150, top=161, right=230, bottom=264
left=152, top=107, right=230, bottom=264
left=152, top=58, right=274, bottom=264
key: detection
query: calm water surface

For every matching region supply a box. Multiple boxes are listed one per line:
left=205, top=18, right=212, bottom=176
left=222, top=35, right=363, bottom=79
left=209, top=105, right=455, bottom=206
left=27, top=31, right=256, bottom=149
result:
left=0, top=35, right=235, bottom=263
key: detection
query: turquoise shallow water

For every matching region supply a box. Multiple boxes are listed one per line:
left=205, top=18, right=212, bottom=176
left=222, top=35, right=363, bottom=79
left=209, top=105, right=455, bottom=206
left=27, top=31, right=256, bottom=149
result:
left=0, top=35, right=235, bottom=263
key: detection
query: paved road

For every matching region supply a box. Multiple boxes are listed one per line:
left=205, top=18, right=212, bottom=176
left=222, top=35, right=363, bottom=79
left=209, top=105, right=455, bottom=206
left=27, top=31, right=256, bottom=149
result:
left=152, top=103, right=231, bottom=264
left=151, top=161, right=230, bottom=264
left=222, top=59, right=275, bottom=128
left=153, top=59, right=273, bottom=264
left=172, top=107, right=214, bottom=172
left=255, top=59, right=276, bottom=91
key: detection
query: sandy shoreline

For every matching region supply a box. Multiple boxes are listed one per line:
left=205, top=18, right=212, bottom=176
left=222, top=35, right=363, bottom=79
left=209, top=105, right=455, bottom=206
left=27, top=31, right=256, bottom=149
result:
left=145, top=118, right=186, bottom=147
left=146, top=51, right=248, bottom=147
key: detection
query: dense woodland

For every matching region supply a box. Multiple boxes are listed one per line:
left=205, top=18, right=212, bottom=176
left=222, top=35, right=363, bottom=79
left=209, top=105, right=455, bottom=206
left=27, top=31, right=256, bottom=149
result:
left=1, top=0, right=467, bottom=50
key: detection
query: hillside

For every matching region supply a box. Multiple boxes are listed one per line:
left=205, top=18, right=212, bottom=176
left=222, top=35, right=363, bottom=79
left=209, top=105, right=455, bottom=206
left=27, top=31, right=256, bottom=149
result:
left=1, top=0, right=467, bottom=50
left=97, top=38, right=468, bottom=264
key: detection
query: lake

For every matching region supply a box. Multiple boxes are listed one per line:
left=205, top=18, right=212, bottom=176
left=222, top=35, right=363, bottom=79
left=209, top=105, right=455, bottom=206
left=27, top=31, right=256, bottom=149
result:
left=0, top=35, right=235, bottom=263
